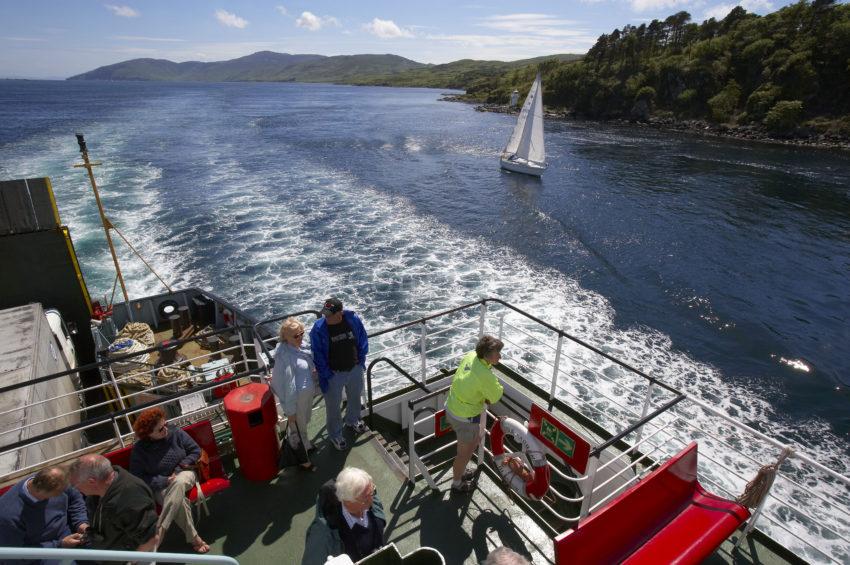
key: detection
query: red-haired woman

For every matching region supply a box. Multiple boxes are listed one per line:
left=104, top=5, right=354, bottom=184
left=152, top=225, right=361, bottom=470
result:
left=129, top=407, right=209, bottom=553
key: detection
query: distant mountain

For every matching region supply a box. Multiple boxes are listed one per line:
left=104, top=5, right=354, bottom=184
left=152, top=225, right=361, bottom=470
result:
left=66, top=51, right=581, bottom=90
left=67, top=51, right=426, bottom=82
left=351, top=54, right=583, bottom=89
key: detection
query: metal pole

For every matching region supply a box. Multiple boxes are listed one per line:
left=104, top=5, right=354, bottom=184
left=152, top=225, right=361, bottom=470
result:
left=497, top=313, right=506, bottom=341
left=478, top=303, right=488, bottom=338
left=237, top=330, right=249, bottom=374
left=634, top=382, right=655, bottom=444
left=106, top=366, right=133, bottom=433
left=407, top=405, right=416, bottom=482
left=548, top=334, right=564, bottom=411
left=110, top=417, right=125, bottom=448
left=579, top=454, right=599, bottom=519
left=73, top=134, right=129, bottom=304
left=420, top=322, right=427, bottom=386
left=475, top=406, right=487, bottom=466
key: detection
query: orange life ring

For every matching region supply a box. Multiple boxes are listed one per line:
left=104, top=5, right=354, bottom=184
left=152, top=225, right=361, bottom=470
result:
left=490, top=417, right=550, bottom=500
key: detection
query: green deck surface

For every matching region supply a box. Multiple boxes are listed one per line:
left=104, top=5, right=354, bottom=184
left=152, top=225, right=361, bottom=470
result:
left=157, top=383, right=801, bottom=565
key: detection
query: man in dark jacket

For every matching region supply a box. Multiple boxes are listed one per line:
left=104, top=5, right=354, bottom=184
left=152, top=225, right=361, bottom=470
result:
left=0, top=466, right=89, bottom=564
left=310, top=297, right=369, bottom=451
left=302, top=467, right=386, bottom=565
left=69, top=454, right=158, bottom=556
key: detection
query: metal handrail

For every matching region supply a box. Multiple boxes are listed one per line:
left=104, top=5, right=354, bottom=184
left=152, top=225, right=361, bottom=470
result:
left=0, top=546, right=238, bottom=564
left=0, top=324, right=253, bottom=395
left=366, top=357, right=429, bottom=425
left=0, top=365, right=264, bottom=454
left=251, top=309, right=322, bottom=369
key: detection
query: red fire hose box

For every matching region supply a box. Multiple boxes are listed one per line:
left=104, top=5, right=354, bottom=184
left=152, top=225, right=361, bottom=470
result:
left=224, top=383, right=280, bottom=481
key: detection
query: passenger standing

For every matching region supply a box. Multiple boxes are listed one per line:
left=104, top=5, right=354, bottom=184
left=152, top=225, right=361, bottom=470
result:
left=68, top=454, right=159, bottom=554
left=445, top=335, right=505, bottom=493
left=270, top=317, right=318, bottom=470
left=0, top=466, right=89, bottom=562
left=310, top=298, right=369, bottom=451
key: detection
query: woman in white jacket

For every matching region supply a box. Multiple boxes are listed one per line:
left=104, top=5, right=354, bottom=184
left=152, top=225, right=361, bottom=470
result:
left=270, top=317, right=318, bottom=470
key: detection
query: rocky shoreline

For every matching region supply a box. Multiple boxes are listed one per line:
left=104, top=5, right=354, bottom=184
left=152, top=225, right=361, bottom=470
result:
left=443, top=96, right=850, bottom=151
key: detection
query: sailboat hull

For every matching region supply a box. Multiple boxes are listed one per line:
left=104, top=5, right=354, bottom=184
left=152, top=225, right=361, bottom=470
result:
left=500, top=155, right=547, bottom=177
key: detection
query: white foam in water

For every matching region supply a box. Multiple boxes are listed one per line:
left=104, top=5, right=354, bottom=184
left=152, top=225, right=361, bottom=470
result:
left=4, top=118, right=849, bottom=563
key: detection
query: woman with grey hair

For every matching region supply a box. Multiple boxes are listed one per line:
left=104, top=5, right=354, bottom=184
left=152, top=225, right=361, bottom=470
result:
left=270, top=317, right=318, bottom=470
left=445, top=335, right=505, bottom=493
left=302, top=467, right=387, bottom=564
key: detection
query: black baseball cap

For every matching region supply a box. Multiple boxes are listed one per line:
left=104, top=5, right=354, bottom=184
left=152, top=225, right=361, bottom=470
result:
left=321, top=298, right=343, bottom=316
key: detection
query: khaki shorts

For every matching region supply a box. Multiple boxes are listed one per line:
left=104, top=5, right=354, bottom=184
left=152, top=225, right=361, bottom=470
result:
left=445, top=409, right=482, bottom=443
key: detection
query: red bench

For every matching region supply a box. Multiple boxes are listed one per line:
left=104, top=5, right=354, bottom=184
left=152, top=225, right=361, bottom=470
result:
left=554, top=442, right=750, bottom=565
left=104, top=420, right=230, bottom=511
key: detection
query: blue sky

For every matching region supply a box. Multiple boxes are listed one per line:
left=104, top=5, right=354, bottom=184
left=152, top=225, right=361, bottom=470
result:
left=2, top=0, right=790, bottom=79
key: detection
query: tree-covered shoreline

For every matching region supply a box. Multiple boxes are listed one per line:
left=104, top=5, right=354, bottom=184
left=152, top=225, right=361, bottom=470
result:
left=462, top=0, right=850, bottom=144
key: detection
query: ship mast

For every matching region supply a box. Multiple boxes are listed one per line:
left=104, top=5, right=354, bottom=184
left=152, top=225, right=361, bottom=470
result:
left=73, top=133, right=130, bottom=304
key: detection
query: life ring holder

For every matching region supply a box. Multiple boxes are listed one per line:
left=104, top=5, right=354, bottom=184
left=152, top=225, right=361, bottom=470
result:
left=490, top=416, right=551, bottom=500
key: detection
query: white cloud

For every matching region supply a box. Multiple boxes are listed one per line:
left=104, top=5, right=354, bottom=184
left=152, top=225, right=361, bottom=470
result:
left=215, top=9, right=248, bottom=29
left=364, top=18, right=414, bottom=39
left=295, top=11, right=340, bottom=31
left=275, top=5, right=288, bottom=16
left=629, top=0, right=690, bottom=12
left=105, top=5, right=139, bottom=18
left=701, top=0, right=774, bottom=21
left=703, top=3, right=738, bottom=19
left=4, top=37, right=48, bottom=42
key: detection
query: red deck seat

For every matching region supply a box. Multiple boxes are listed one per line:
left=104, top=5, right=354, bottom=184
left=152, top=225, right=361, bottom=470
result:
left=554, top=442, right=750, bottom=565
left=182, top=420, right=230, bottom=503
left=102, top=420, right=230, bottom=509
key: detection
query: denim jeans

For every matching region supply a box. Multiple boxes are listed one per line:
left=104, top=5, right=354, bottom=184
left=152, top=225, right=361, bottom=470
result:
left=324, top=365, right=365, bottom=440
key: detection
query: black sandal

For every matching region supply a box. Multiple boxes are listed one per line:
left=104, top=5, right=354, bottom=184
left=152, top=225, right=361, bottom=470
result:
left=450, top=480, right=475, bottom=493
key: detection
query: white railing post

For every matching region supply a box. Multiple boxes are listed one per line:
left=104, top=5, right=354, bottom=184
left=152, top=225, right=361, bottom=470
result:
left=110, top=417, right=125, bottom=447
left=407, top=404, right=416, bottom=482
left=420, top=322, right=428, bottom=386
left=548, top=334, right=564, bottom=410
left=579, top=454, right=600, bottom=519
left=734, top=445, right=793, bottom=550
left=106, top=366, right=133, bottom=433
left=478, top=303, right=488, bottom=338
left=634, top=382, right=655, bottom=444
left=497, top=313, right=506, bottom=341
left=237, top=330, right=249, bottom=373
left=476, top=405, right=487, bottom=466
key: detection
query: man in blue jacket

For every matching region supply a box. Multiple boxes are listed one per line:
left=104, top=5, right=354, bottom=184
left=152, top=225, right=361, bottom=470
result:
left=310, top=297, right=369, bottom=451
left=0, top=466, right=89, bottom=563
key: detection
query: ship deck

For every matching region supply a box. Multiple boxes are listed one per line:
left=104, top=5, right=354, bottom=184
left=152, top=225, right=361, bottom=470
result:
left=156, top=385, right=797, bottom=565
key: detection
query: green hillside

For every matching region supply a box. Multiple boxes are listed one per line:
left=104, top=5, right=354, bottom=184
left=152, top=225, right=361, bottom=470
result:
left=469, top=0, right=850, bottom=135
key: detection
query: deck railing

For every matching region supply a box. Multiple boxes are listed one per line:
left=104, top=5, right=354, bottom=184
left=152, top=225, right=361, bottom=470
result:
left=0, top=546, right=239, bottom=564
left=3, top=298, right=850, bottom=564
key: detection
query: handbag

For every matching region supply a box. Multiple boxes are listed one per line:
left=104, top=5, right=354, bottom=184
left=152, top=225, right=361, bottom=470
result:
left=195, top=449, right=212, bottom=483
left=278, top=420, right=310, bottom=468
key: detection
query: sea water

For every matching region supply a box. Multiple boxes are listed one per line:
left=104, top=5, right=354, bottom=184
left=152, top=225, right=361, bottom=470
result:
left=1, top=78, right=849, bottom=558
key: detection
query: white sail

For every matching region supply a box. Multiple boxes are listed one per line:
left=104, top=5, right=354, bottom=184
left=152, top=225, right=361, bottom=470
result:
left=501, top=73, right=546, bottom=176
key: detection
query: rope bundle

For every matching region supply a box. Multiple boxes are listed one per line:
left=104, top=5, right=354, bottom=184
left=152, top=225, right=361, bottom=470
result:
left=736, top=446, right=794, bottom=508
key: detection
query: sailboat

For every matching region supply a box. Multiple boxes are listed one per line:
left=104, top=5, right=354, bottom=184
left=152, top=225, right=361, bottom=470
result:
left=500, top=72, right=547, bottom=177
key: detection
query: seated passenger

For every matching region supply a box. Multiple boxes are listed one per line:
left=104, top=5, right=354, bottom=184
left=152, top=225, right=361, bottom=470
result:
left=69, top=454, right=158, bottom=554
left=302, top=467, right=386, bottom=565
left=270, top=317, right=318, bottom=470
left=0, top=466, right=89, bottom=564
left=129, top=407, right=209, bottom=554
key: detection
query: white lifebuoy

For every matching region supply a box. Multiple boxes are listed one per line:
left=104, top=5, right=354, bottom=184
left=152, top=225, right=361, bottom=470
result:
left=490, top=417, right=551, bottom=500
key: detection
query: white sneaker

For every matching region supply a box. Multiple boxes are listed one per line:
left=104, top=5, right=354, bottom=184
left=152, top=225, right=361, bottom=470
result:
left=330, top=436, right=347, bottom=451
left=346, top=421, right=368, bottom=434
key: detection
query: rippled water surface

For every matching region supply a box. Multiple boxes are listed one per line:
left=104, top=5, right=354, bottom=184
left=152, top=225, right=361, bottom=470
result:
left=1, top=79, right=848, bottom=456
